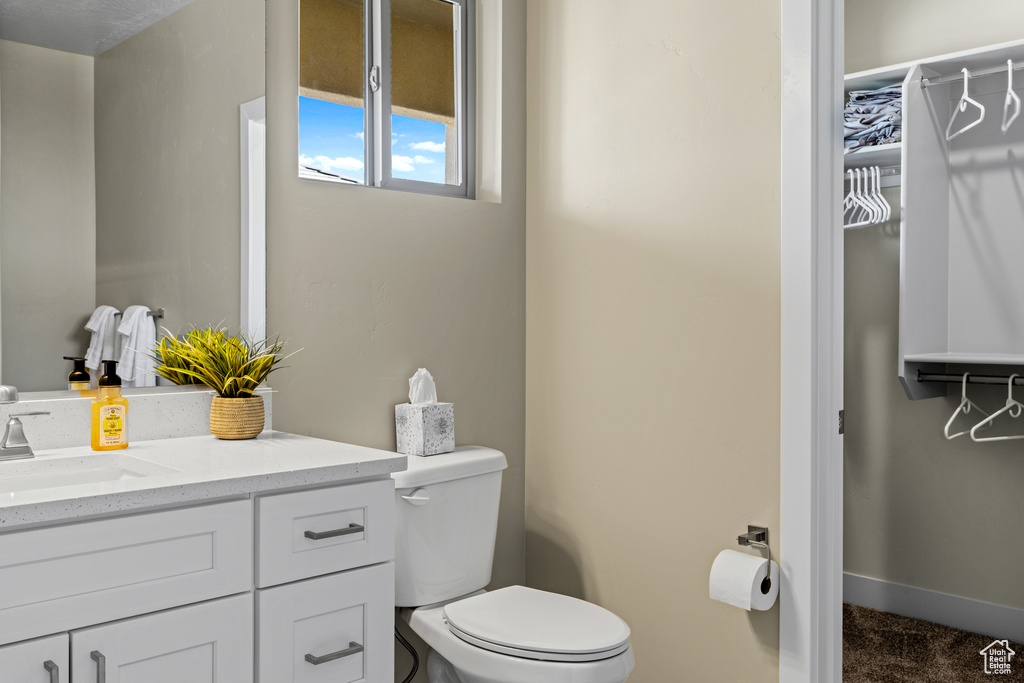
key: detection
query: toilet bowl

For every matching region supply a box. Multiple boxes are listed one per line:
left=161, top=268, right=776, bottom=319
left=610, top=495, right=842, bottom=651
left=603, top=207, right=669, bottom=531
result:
left=393, top=447, right=634, bottom=683
left=405, top=591, right=635, bottom=683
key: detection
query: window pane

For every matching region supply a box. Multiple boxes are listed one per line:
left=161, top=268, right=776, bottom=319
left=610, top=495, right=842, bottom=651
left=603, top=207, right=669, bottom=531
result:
left=299, top=0, right=366, bottom=183
left=391, top=0, right=458, bottom=185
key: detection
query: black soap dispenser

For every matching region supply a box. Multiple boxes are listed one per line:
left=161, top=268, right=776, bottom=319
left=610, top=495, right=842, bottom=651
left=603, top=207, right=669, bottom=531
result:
left=64, top=356, right=91, bottom=390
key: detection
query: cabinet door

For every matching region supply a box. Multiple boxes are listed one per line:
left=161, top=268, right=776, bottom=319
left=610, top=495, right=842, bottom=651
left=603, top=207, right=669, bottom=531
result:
left=0, top=498, right=252, bottom=645
left=257, top=562, right=394, bottom=683
left=71, top=594, right=253, bottom=683
left=0, top=633, right=69, bottom=683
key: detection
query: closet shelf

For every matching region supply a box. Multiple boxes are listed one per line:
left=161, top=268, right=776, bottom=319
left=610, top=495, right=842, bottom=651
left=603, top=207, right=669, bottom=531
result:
left=904, top=352, right=1024, bottom=366
left=844, top=142, right=901, bottom=169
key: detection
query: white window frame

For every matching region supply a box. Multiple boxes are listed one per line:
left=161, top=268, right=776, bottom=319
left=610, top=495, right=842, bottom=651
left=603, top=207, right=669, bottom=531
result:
left=359, top=0, right=475, bottom=198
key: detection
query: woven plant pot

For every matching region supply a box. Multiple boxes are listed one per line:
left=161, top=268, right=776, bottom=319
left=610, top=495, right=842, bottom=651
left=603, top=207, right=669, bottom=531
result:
left=210, top=395, right=265, bottom=440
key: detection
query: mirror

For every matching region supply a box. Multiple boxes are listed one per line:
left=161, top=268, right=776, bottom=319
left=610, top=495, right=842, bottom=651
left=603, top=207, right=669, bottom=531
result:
left=0, top=0, right=266, bottom=391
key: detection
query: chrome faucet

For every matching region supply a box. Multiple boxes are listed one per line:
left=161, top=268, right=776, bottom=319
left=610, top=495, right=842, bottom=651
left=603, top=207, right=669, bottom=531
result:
left=0, top=412, right=50, bottom=461
left=0, top=385, right=18, bottom=405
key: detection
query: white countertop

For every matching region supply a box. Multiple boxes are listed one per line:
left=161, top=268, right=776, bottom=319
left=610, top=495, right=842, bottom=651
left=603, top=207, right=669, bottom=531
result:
left=0, top=432, right=407, bottom=530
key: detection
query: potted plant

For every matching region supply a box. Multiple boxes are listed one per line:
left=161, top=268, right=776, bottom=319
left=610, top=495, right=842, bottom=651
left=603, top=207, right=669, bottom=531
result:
left=150, top=328, right=292, bottom=439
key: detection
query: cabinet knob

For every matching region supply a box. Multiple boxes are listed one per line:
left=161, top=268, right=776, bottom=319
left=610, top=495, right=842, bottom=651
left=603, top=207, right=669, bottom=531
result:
left=43, top=660, right=59, bottom=683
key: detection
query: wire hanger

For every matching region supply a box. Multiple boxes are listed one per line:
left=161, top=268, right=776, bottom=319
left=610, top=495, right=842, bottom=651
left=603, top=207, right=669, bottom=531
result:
left=944, top=373, right=990, bottom=440
left=970, top=374, right=1024, bottom=442
left=1003, top=60, right=1021, bottom=133
left=946, top=68, right=986, bottom=141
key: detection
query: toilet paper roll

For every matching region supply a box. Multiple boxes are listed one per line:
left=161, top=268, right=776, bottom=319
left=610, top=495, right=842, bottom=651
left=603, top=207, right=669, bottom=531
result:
left=709, top=549, right=779, bottom=611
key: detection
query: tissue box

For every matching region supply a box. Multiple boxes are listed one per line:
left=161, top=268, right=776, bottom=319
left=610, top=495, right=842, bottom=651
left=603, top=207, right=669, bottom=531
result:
left=396, top=402, right=455, bottom=456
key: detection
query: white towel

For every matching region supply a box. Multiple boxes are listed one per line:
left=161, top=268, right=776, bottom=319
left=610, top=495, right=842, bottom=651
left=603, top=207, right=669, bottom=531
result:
left=117, top=306, right=157, bottom=387
left=85, top=306, right=120, bottom=377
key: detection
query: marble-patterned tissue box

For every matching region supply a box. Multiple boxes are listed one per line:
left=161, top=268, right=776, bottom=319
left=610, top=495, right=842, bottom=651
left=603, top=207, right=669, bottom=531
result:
left=395, top=402, right=454, bottom=456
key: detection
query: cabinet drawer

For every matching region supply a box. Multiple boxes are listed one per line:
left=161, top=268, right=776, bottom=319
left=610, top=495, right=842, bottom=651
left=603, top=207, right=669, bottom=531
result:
left=72, top=593, right=253, bottom=683
left=256, top=479, right=394, bottom=587
left=0, top=633, right=69, bottom=683
left=257, top=562, right=394, bottom=683
left=0, top=499, right=252, bottom=645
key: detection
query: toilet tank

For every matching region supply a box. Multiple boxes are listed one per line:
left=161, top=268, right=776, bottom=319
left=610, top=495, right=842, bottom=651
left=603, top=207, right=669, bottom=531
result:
left=392, top=446, right=507, bottom=607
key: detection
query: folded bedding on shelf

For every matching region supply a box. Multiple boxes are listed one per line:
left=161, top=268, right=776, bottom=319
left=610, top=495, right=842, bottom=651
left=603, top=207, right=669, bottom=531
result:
left=844, top=84, right=902, bottom=153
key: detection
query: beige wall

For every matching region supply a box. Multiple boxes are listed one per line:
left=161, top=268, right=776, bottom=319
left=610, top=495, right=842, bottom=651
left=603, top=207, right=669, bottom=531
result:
left=0, top=40, right=95, bottom=389
left=94, top=0, right=265, bottom=336
left=525, top=1, right=781, bottom=680
left=267, top=2, right=527, bottom=679
left=844, top=2, right=1024, bottom=609
left=846, top=0, right=1024, bottom=73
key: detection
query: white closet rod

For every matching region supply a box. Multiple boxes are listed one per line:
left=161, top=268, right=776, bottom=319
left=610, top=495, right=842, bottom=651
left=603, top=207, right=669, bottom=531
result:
left=921, top=60, right=1023, bottom=88
left=843, top=166, right=900, bottom=180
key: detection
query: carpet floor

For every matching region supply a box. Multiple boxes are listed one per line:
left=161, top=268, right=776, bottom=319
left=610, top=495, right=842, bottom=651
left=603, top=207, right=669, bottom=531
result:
left=843, top=603, right=1023, bottom=682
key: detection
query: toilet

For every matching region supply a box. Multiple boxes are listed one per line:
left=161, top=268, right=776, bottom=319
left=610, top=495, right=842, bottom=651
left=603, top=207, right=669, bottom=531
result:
left=393, top=446, right=634, bottom=683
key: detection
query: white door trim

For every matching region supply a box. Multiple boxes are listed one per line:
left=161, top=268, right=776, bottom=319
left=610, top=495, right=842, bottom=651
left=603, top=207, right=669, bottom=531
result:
left=240, top=96, right=267, bottom=343
left=779, top=1, right=844, bottom=681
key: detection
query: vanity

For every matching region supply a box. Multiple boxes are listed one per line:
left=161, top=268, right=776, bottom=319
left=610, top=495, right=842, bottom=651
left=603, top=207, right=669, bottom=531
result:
left=0, top=432, right=405, bottom=682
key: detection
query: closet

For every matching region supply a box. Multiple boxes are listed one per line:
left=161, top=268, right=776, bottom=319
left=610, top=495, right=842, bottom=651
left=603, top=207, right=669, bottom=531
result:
left=841, top=31, right=1024, bottom=671
left=846, top=39, right=1024, bottom=400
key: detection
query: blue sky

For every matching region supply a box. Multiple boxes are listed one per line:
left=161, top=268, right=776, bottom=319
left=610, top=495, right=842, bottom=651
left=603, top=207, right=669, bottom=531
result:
left=298, top=97, right=447, bottom=184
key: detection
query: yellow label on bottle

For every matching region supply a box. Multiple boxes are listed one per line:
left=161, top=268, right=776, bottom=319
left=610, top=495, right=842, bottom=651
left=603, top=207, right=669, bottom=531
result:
left=100, top=405, right=126, bottom=446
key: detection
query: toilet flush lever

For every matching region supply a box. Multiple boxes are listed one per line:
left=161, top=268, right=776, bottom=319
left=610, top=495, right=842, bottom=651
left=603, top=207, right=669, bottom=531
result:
left=400, top=488, right=430, bottom=506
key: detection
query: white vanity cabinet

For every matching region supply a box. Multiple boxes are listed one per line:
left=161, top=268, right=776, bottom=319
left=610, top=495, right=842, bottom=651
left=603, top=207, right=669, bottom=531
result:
left=0, top=633, right=69, bottom=683
left=70, top=594, right=253, bottom=683
left=0, top=473, right=397, bottom=683
left=255, top=479, right=396, bottom=682
left=257, top=563, right=394, bottom=682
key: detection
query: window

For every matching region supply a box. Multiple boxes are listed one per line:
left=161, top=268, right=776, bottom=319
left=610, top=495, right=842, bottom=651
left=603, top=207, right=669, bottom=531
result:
left=298, top=0, right=475, bottom=198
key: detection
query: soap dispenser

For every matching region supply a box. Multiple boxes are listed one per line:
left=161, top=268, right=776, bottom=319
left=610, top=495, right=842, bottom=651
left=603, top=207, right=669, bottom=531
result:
left=63, top=356, right=91, bottom=390
left=91, top=360, right=129, bottom=451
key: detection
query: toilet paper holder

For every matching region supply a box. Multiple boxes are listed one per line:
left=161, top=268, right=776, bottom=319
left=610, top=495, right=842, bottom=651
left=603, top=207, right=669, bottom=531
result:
left=737, top=525, right=772, bottom=593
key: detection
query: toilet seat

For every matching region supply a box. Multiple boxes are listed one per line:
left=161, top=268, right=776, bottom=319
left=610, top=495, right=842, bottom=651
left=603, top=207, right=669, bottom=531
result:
left=443, top=586, right=631, bottom=663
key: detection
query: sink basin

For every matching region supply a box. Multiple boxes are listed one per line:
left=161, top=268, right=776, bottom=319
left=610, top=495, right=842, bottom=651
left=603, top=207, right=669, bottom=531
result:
left=0, top=454, right=179, bottom=495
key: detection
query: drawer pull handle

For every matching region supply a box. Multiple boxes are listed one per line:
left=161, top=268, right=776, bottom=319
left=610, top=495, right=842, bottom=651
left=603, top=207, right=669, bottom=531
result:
left=304, top=641, right=364, bottom=665
left=304, top=523, right=364, bottom=540
left=91, top=651, right=106, bottom=683
left=43, top=660, right=59, bottom=683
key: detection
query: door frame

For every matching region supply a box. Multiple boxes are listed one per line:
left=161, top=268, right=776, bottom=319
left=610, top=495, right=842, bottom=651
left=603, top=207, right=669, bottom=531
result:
left=779, top=0, right=844, bottom=681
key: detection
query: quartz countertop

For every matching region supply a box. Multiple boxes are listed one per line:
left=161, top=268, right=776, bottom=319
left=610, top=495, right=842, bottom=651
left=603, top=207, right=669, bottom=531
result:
left=0, top=432, right=406, bottom=529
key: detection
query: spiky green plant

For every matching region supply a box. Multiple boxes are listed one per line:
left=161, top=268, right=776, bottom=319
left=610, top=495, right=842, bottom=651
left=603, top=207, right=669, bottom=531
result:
left=149, top=328, right=293, bottom=398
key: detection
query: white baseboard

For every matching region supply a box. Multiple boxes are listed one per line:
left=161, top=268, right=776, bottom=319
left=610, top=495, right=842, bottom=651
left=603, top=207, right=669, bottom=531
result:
left=844, top=573, right=1024, bottom=644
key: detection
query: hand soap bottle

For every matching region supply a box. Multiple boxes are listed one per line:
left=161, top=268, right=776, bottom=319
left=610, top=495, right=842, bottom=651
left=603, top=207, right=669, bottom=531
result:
left=64, top=356, right=90, bottom=390
left=91, top=360, right=128, bottom=451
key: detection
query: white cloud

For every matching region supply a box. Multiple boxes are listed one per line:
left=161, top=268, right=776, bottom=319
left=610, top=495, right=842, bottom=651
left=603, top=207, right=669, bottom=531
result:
left=413, top=155, right=435, bottom=164
left=392, top=155, right=416, bottom=172
left=410, top=141, right=445, bottom=153
left=353, top=131, right=364, bottom=141
left=300, top=154, right=364, bottom=172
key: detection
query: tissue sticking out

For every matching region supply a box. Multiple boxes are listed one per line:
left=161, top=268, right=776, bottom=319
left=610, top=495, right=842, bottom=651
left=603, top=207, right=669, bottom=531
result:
left=398, top=368, right=454, bottom=456
left=409, top=368, right=438, bottom=404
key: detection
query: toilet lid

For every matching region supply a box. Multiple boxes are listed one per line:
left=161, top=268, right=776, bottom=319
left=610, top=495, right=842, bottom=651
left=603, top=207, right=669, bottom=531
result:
left=443, top=586, right=631, bottom=663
